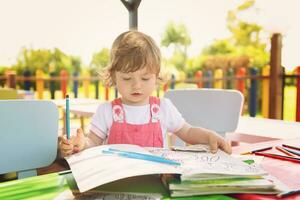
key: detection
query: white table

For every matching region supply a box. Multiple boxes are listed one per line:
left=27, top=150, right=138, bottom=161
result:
left=226, top=116, right=300, bottom=144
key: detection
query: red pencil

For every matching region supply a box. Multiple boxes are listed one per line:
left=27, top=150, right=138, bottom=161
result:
left=254, top=152, right=300, bottom=163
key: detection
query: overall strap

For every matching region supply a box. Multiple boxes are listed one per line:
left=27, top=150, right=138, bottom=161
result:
left=111, top=98, right=125, bottom=123
left=149, top=96, right=160, bottom=123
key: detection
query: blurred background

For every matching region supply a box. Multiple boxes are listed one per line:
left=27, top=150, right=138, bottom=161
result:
left=0, top=0, right=299, bottom=121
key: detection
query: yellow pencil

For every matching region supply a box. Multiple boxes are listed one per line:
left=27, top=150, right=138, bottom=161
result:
left=240, top=146, right=272, bottom=155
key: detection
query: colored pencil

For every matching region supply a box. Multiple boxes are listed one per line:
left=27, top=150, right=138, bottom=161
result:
left=282, top=144, right=300, bottom=151
left=254, top=152, right=300, bottom=163
left=103, top=148, right=181, bottom=166
left=240, top=146, right=272, bottom=155
left=277, top=189, right=300, bottom=198
left=281, top=146, right=300, bottom=157
left=66, top=94, right=70, bottom=140
left=275, top=146, right=295, bottom=157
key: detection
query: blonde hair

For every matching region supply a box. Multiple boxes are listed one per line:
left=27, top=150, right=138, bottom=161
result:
left=103, top=31, right=161, bottom=86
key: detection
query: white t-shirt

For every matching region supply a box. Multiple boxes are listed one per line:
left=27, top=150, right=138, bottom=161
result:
left=89, top=97, right=185, bottom=147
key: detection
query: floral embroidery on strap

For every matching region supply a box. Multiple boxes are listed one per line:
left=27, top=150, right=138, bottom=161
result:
left=112, top=105, right=124, bottom=122
left=151, top=103, right=160, bottom=122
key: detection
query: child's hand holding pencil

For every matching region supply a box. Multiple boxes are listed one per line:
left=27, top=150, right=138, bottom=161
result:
left=60, top=128, right=86, bottom=157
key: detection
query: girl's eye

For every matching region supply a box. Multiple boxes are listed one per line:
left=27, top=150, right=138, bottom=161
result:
left=122, top=77, right=131, bottom=81
left=142, top=77, right=150, bottom=81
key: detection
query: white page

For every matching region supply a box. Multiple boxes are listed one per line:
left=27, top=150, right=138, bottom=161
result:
left=148, top=147, right=267, bottom=176
left=66, top=144, right=267, bottom=193
left=66, top=144, right=181, bottom=192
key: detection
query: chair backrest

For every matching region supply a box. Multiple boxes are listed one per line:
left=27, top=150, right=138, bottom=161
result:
left=164, top=89, right=243, bottom=146
left=0, top=100, right=59, bottom=179
left=0, top=88, right=18, bottom=99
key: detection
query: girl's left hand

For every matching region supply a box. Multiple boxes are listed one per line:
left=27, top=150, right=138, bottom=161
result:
left=208, top=131, right=232, bottom=154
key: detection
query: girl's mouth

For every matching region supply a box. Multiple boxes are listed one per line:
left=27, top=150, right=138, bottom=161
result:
left=131, top=92, right=142, bottom=96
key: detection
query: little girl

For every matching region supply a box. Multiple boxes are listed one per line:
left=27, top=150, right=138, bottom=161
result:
left=60, top=31, right=231, bottom=156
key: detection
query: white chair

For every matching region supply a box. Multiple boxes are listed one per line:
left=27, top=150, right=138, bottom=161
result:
left=164, top=89, right=244, bottom=146
left=0, top=100, right=59, bottom=179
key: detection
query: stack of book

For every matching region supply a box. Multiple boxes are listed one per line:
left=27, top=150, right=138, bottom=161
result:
left=148, top=145, right=281, bottom=197
left=167, top=173, right=279, bottom=197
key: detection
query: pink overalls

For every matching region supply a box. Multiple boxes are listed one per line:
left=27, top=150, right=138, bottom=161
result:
left=107, top=96, right=163, bottom=147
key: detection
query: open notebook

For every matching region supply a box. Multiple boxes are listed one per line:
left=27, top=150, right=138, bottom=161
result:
left=65, top=144, right=280, bottom=197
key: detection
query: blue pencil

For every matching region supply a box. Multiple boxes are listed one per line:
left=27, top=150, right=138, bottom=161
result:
left=102, top=148, right=181, bottom=166
left=66, top=94, right=70, bottom=140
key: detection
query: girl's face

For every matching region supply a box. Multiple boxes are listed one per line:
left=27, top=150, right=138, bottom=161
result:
left=115, top=67, right=157, bottom=106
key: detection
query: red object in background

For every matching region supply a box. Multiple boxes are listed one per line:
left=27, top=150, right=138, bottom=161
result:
left=195, top=70, right=203, bottom=88
left=105, top=85, right=109, bottom=101
left=163, top=83, right=168, bottom=92
left=236, top=67, right=246, bottom=94
left=60, top=69, right=68, bottom=98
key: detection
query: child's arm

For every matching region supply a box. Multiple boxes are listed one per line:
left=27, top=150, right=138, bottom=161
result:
left=83, top=131, right=104, bottom=149
left=173, top=122, right=232, bottom=154
left=60, top=128, right=104, bottom=157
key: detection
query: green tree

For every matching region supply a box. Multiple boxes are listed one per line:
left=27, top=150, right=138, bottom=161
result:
left=200, top=0, right=269, bottom=68
left=70, top=56, right=82, bottom=73
left=161, top=22, right=191, bottom=71
left=13, top=47, right=81, bottom=75
left=228, top=0, right=269, bottom=68
left=202, top=39, right=236, bottom=56
left=90, top=48, right=110, bottom=75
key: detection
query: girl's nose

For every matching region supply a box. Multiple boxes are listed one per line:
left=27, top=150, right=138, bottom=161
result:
left=132, top=79, right=141, bottom=89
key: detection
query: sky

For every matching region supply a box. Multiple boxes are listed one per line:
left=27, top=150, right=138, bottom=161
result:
left=0, top=0, right=299, bottom=70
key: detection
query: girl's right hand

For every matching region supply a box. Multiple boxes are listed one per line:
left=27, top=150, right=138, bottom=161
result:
left=60, top=128, right=85, bottom=157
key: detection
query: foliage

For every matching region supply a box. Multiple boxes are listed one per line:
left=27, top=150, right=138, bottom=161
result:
left=161, top=22, right=191, bottom=71
left=202, top=39, right=236, bottom=56
left=0, top=66, right=6, bottom=75
left=199, top=0, right=269, bottom=69
left=161, top=22, right=191, bottom=48
left=89, top=48, right=110, bottom=75
left=70, top=56, right=82, bottom=73
left=12, top=47, right=82, bottom=75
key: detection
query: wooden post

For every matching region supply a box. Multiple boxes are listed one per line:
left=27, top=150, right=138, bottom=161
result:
left=226, top=68, right=234, bottom=89
left=49, top=71, right=56, bottom=99
left=204, top=69, right=213, bottom=88
left=269, top=33, right=283, bottom=119
left=60, top=69, right=68, bottom=98
left=194, top=70, right=202, bottom=88
left=36, top=69, right=44, bottom=99
left=262, top=65, right=270, bottom=118
left=249, top=67, right=258, bottom=117
left=105, top=84, right=109, bottom=100
left=236, top=67, right=246, bottom=94
left=6, top=70, right=16, bottom=89
left=23, top=69, right=31, bottom=91
left=73, top=71, right=79, bottom=98
left=170, top=74, right=176, bottom=89
left=214, top=68, right=223, bottom=89
left=163, top=82, right=168, bottom=92
left=83, top=70, right=90, bottom=98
